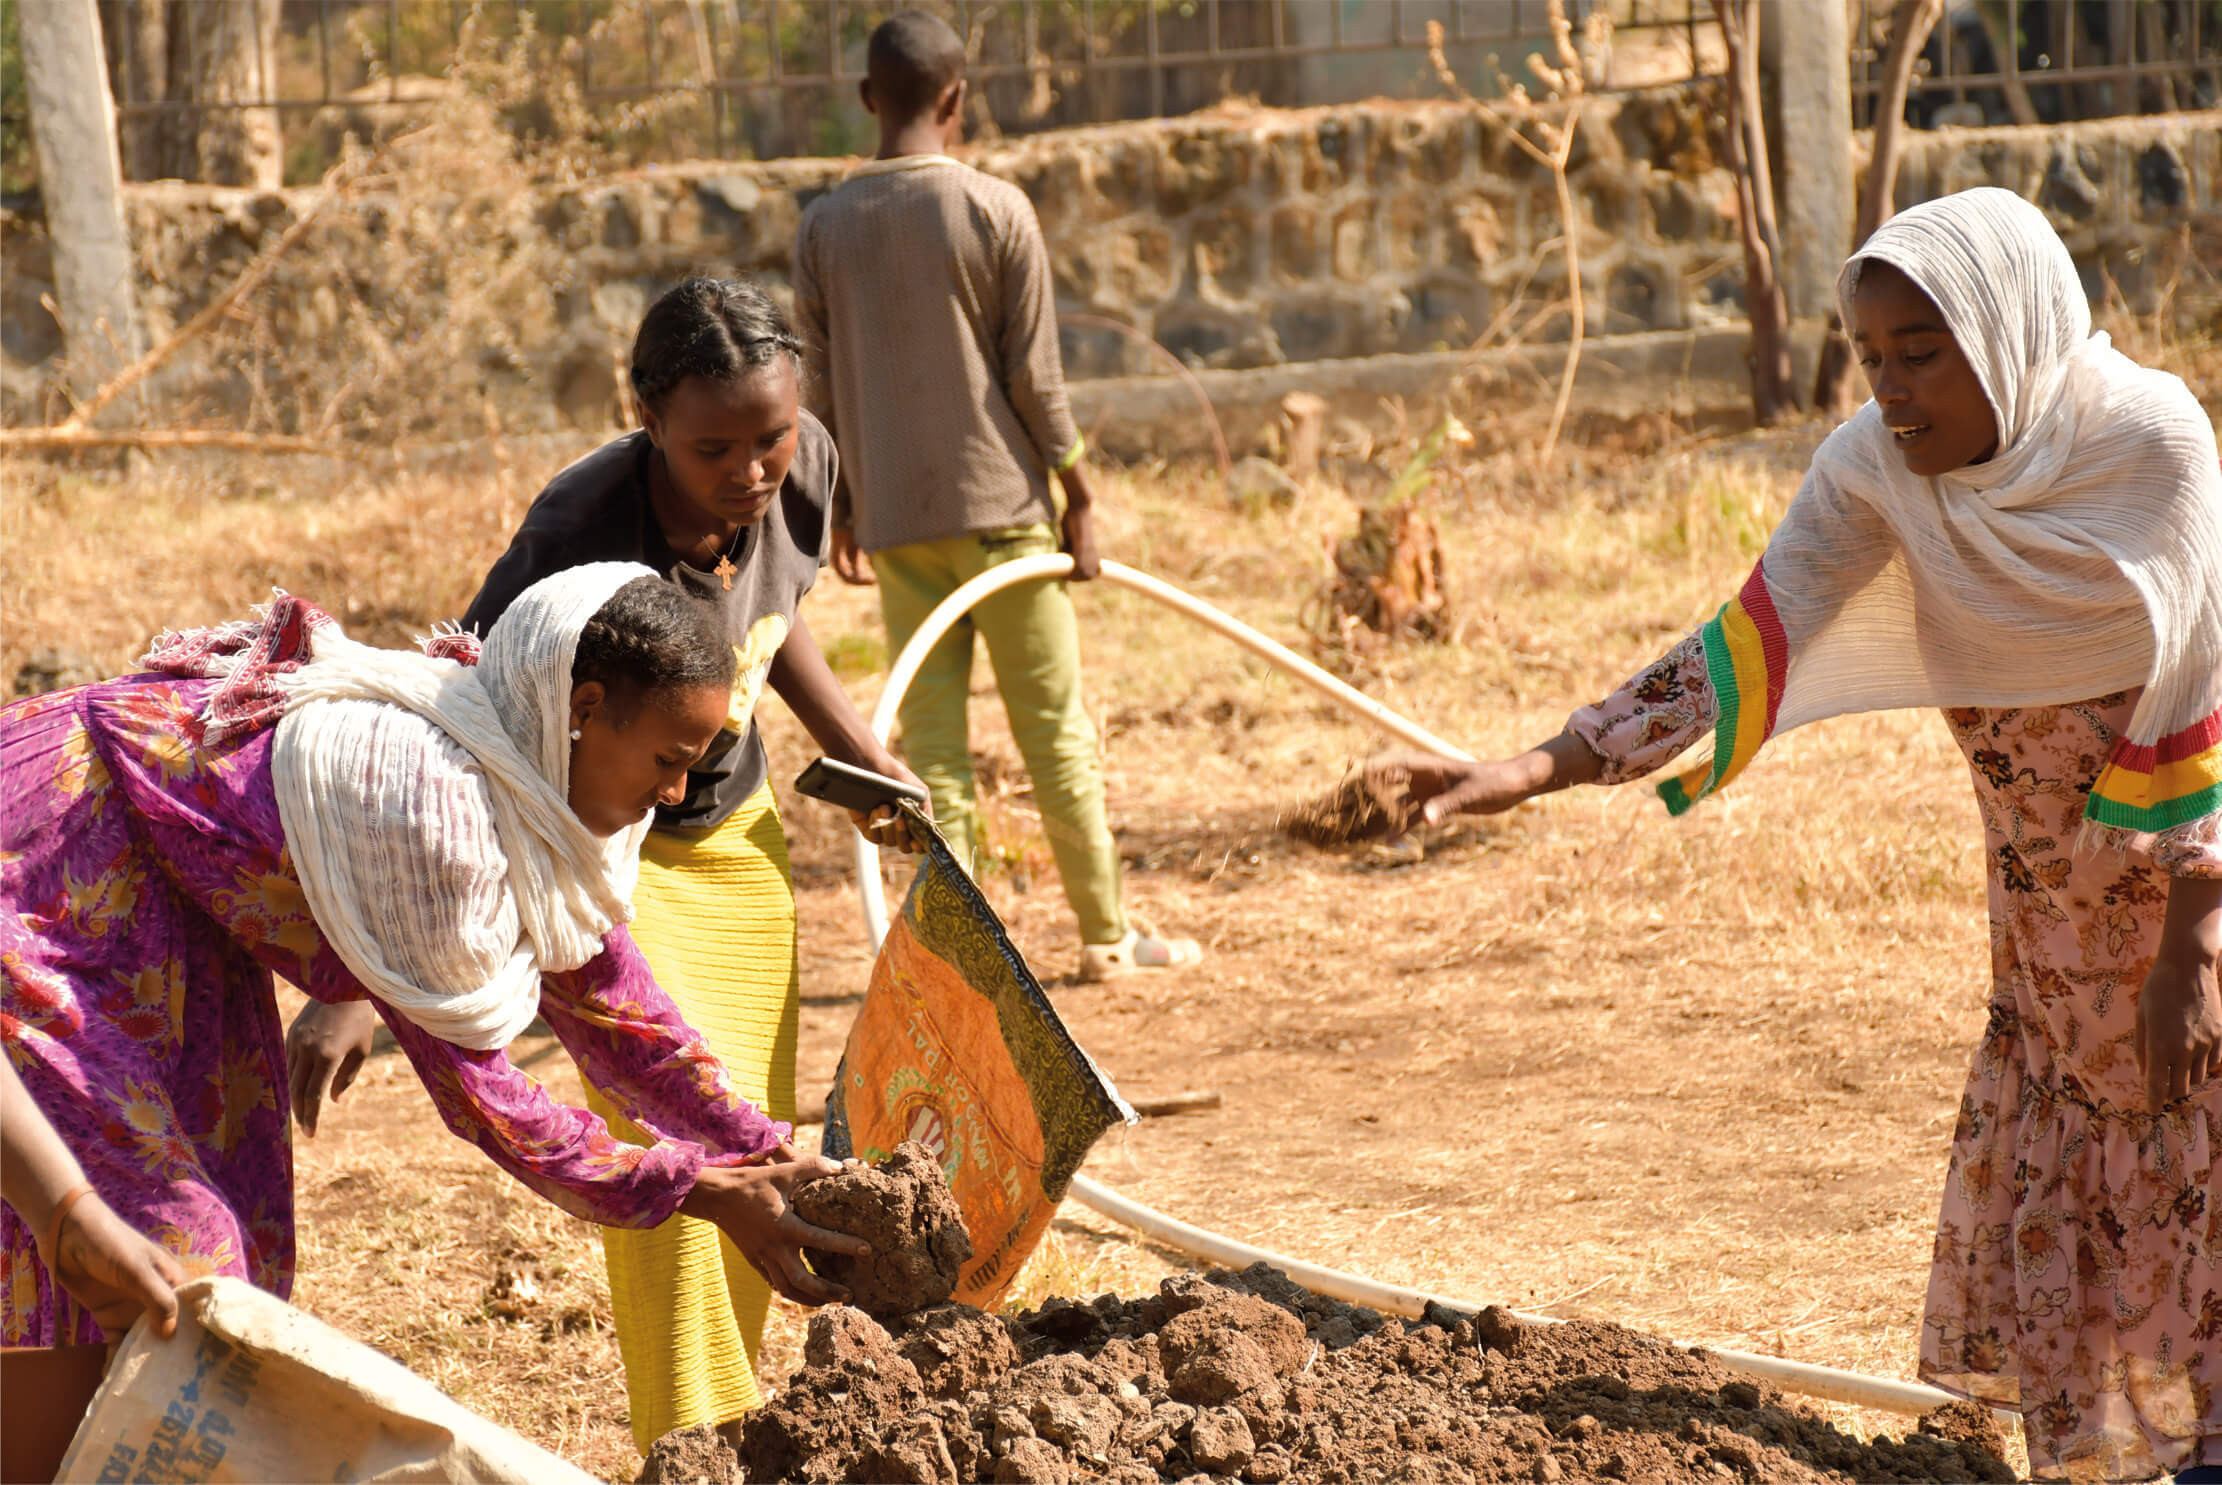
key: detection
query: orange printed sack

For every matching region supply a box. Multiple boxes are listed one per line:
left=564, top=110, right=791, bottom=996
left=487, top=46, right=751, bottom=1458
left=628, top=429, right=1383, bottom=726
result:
left=823, top=823, right=1133, bottom=1307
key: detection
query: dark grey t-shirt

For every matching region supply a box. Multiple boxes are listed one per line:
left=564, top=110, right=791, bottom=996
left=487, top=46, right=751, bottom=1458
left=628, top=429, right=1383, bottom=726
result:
left=462, top=415, right=835, bottom=831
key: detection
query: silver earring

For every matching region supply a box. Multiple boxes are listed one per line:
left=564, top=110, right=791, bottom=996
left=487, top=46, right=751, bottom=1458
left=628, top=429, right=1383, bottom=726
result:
left=569, top=728, right=583, bottom=740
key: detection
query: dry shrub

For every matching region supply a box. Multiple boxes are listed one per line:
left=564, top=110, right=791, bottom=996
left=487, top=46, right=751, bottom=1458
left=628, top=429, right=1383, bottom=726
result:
left=1320, top=506, right=1452, bottom=640
left=1304, top=414, right=1471, bottom=677
left=122, top=10, right=702, bottom=448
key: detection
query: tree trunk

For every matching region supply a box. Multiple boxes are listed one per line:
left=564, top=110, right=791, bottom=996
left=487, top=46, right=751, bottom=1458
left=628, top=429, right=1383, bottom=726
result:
left=1813, top=0, right=1945, bottom=416
left=163, top=0, right=283, bottom=187
left=18, top=0, right=145, bottom=407
left=1713, top=0, right=1796, bottom=425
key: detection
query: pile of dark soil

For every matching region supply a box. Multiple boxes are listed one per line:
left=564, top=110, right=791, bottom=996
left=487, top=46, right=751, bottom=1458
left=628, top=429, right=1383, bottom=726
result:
left=793, top=1140, right=973, bottom=1322
left=740, top=1263, right=2015, bottom=1485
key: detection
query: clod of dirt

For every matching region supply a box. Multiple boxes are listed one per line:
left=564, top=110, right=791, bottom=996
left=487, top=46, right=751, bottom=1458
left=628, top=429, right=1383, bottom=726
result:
left=738, top=1262, right=2018, bottom=1485
left=1916, top=1398, right=2012, bottom=1459
left=635, top=1422, right=738, bottom=1485
left=896, top=1303, right=1022, bottom=1399
left=1281, top=766, right=1411, bottom=848
left=791, top=1141, right=973, bottom=1322
left=742, top=1308, right=927, bottom=1484
left=1472, top=1303, right=1528, bottom=1354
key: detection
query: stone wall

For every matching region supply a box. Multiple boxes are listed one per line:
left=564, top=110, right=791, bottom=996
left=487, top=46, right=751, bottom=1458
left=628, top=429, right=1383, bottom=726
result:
left=1885, top=111, right=2221, bottom=312
left=3, top=97, right=2215, bottom=438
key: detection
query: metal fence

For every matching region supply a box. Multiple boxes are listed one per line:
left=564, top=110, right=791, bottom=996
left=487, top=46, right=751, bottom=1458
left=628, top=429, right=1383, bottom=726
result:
left=31, top=0, right=2220, bottom=183
left=83, top=0, right=1715, bottom=170
left=1848, top=0, right=2220, bottom=128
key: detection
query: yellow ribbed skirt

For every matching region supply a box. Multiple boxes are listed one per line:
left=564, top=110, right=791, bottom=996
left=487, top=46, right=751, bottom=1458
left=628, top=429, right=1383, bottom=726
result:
left=584, top=780, right=798, bottom=1453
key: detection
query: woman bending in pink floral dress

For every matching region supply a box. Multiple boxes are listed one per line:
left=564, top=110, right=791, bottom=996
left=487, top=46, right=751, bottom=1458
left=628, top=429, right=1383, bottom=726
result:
left=0, top=563, right=866, bottom=1347
left=1387, top=190, right=2220, bottom=1480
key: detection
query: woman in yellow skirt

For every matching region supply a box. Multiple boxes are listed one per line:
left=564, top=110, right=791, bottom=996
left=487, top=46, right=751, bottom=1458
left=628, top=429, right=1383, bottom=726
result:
left=288, top=279, right=922, bottom=1454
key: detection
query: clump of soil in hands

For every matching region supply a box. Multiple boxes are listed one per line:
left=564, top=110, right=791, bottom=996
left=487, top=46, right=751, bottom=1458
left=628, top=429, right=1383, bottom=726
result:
left=791, top=1140, right=973, bottom=1322
left=738, top=1262, right=2017, bottom=1485
left=635, top=1422, right=738, bottom=1484
left=1281, top=764, right=1414, bottom=848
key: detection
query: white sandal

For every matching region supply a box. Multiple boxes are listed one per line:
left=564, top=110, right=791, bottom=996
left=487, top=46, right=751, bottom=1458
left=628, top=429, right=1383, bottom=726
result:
left=1078, top=925, right=1204, bottom=982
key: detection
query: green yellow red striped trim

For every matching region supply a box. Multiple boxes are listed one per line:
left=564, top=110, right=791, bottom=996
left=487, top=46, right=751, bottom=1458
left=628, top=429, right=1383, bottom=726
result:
left=2084, top=706, right=2222, bottom=832
left=1658, top=561, right=1788, bottom=817
left=1053, top=436, right=1087, bottom=473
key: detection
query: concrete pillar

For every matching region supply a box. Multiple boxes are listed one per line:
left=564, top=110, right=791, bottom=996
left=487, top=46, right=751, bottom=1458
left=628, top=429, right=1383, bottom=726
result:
left=1760, top=0, right=1854, bottom=320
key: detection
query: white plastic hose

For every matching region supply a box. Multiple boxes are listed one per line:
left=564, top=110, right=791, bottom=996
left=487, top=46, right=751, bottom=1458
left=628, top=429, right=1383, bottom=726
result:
left=847, top=551, right=1973, bottom=1422
left=852, top=555, right=1471, bottom=946
left=1070, top=1177, right=1964, bottom=1417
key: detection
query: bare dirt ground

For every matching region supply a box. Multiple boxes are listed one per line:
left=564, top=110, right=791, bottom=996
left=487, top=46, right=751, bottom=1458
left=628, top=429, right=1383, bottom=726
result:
left=9, top=422, right=2026, bottom=1479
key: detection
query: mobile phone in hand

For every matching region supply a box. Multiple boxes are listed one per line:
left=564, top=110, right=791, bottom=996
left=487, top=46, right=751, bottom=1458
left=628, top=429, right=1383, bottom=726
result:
left=793, top=757, right=929, bottom=816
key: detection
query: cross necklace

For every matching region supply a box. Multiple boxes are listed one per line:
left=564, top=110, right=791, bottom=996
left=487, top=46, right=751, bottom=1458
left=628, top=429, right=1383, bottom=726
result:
left=711, top=524, right=742, bottom=591
left=650, top=453, right=743, bottom=591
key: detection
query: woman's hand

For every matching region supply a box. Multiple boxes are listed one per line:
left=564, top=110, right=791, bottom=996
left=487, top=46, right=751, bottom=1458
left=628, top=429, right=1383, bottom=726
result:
left=3, top=1060, right=184, bottom=1342
left=1056, top=465, right=1101, bottom=582
left=852, top=755, right=934, bottom=856
left=769, top=612, right=931, bottom=855
left=679, top=1143, right=870, bottom=1306
left=830, top=525, right=874, bottom=587
left=1377, top=757, right=1544, bottom=825
left=1370, top=734, right=1603, bottom=828
left=2138, top=875, right=2222, bottom=1112
left=2136, top=952, right=2221, bottom=1111
left=286, top=998, right=378, bottom=1137
left=50, top=1193, right=187, bottom=1342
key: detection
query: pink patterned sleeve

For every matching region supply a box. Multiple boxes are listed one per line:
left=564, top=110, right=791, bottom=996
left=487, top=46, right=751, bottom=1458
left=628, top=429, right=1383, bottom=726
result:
left=367, top=1002, right=712, bottom=1229
left=534, top=926, right=792, bottom=1157
left=357, top=931, right=792, bottom=1231
left=1565, top=633, right=1718, bottom=786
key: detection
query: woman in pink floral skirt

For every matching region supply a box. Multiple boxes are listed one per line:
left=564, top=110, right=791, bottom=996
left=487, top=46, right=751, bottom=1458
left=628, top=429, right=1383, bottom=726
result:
left=1386, top=190, right=2220, bottom=1481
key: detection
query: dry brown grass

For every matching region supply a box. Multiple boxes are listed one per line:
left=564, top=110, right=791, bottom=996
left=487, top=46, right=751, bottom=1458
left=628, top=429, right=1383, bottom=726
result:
left=4, top=397, right=2131, bottom=1475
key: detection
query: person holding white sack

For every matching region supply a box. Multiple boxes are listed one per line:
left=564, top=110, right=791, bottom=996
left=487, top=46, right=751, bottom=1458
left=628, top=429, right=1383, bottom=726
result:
left=0, top=564, right=868, bottom=1351
left=1378, top=188, right=2221, bottom=1480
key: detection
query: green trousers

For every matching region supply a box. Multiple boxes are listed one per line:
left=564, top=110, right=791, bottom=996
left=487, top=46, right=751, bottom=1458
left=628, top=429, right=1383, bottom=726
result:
left=872, top=525, right=1127, bottom=946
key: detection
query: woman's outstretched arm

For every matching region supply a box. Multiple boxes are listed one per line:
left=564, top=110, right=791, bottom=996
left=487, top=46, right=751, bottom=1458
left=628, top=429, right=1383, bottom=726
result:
left=1387, top=733, right=1605, bottom=826
left=1374, top=632, right=1715, bottom=826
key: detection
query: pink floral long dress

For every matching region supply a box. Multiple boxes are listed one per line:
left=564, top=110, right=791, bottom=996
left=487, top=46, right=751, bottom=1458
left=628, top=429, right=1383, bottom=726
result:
left=1570, top=636, right=2221, bottom=1482
left=0, top=674, right=791, bottom=1347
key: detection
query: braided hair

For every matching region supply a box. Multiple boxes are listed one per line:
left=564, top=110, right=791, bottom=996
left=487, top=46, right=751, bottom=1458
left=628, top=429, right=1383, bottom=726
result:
left=572, top=575, right=735, bottom=721
left=628, top=277, right=805, bottom=415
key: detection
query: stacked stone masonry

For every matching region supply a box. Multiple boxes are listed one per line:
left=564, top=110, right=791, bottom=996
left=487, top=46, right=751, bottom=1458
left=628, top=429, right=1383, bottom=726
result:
left=1, top=94, right=2213, bottom=432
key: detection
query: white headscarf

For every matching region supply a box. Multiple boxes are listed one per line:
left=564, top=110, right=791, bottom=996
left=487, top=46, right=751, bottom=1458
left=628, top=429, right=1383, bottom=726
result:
left=1663, top=188, right=2222, bottom=839
left=270, top=563, right=658, bottom=1049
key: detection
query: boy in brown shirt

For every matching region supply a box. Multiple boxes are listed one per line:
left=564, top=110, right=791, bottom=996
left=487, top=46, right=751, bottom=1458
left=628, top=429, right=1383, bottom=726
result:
left=794, top=10, right=1197, bottom=980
